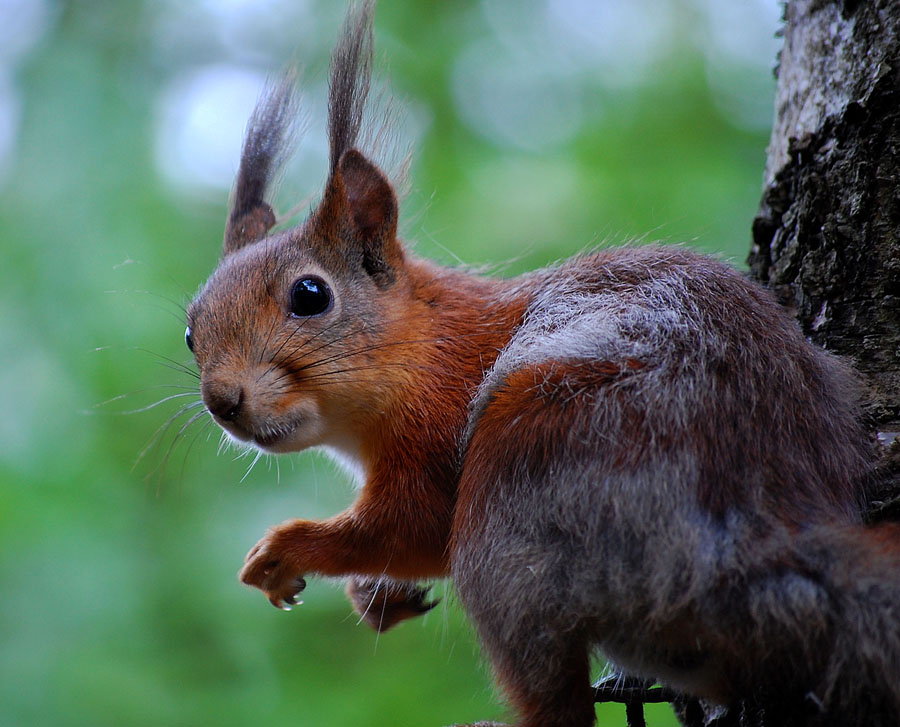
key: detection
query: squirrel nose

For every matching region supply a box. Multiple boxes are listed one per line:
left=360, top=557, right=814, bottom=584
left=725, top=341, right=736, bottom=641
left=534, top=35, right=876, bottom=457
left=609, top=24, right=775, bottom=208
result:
left=202, top=381, right=244, bottom=421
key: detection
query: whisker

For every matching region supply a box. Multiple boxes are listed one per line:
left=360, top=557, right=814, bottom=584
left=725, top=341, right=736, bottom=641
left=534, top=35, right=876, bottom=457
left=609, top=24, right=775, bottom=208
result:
left=299, top=362, right=450, bottom=382
left=255, top=315, right=316, bottom=381
left=260, top=314, right=354, bottom=381
left=134, top=400, right=207, bottom=471
left=111, top=345, right=200, bottom=380
left=135, top=347, right=200, bottom=374
left=144, top=288, right=189, bottom=316
left=137, top=399, right=206, bottom=452
left=232, top=444, right=258, bottom=461
left=240, top=450, right=264, bottom=483
left=278, top=307, right=455, bottom=374
left=256, top=312, right=283, bottom=367
left=154, top=408, right=212, bottom=476
left=275, top=320, right=377, bottom=374
left=276, top=333, right=412, bottom=379
left=271, top=358, right=457, bottom=390
left=90, top=384, right=199, bottom=412
left=174, top=416, right=216, bottom=487
left=105, top=288, right=189, bottom=320
left=261, top=310, right=501, bottom=384
left=114, top=391, right=201, bottom=416
left=290, top=330, right=501, bottom=375
left=154, top=362, right=200, bottom=380
left=294, top=381, right=466, bottom=397
left=110, top=256, right=194, bottom=304
left=355, top=578, right=383, bottom=629
left=286, top=375, right=469, bottom=398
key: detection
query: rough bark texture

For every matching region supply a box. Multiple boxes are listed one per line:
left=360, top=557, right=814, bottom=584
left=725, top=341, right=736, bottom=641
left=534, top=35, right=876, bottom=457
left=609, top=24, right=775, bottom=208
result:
left=750, top=0, right=900, bottom=522
left=750, top=0, right=900, bottom=432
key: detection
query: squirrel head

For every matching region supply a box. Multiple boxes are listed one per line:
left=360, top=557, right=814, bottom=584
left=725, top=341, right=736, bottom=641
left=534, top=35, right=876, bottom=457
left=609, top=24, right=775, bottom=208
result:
left=185, top=1, right=412, bottom=457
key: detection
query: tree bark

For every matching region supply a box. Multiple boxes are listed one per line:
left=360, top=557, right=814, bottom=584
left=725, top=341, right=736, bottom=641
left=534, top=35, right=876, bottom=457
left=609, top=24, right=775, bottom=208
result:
left=750, top=0, right=900, bottom=433
left=750, top=0, right=900, bottom=520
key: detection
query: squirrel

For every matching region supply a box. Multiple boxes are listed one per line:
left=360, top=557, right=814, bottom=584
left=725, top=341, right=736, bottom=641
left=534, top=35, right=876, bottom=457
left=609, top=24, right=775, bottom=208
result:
left=181, top=2, right=900, bottom=726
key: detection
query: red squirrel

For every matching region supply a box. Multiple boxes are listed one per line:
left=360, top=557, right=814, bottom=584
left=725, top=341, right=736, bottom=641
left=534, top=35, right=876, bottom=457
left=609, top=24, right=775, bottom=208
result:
left=182, top=3, right=899, bottom=725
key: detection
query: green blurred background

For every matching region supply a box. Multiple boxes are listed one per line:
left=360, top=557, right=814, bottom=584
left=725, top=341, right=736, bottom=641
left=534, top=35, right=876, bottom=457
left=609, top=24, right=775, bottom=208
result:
left=0, top=0, right=780, bottom=725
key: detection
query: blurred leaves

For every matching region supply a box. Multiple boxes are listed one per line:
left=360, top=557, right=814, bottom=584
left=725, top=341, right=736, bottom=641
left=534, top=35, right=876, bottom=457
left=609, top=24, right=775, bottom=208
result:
left=0, top=0, right=776, bottom=724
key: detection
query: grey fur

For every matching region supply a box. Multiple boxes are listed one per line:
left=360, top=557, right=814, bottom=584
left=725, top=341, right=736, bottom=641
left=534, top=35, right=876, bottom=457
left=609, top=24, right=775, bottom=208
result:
left=455, top=246, right=884, bottom=725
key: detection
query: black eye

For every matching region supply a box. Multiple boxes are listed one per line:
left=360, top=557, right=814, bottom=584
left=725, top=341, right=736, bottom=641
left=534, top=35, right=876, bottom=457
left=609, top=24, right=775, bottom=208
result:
left=290, top=276, right=332, bottom=317
left=185, top=326, right=194, bottom=352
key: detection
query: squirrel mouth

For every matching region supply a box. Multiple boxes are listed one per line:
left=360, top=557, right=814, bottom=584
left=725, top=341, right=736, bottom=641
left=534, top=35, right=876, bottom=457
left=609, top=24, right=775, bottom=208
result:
left=252, top=420, right=300, bottom=450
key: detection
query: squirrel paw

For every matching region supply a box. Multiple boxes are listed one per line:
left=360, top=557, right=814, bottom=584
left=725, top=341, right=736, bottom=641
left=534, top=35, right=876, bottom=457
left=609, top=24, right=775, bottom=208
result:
left=239, top=532, right=307, bottom=610
left=346, top=577, right=440, bottom=632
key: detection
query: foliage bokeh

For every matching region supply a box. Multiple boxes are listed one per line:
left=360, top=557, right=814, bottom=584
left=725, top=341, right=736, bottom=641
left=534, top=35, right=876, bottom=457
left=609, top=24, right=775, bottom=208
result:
left=0, top=0, right=778, bottom=725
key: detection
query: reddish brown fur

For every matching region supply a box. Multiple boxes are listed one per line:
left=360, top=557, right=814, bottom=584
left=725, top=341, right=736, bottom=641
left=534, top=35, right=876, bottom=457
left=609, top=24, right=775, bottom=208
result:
left=234, top=258, right=529, bottom=598
left=454, top=359, right=649, bottom=545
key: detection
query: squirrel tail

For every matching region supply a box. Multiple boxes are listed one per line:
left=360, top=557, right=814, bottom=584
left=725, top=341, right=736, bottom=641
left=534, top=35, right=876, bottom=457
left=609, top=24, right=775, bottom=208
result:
left=801, top=522, right=900, bottom=721
left=715, top=521, right=900, bottom=722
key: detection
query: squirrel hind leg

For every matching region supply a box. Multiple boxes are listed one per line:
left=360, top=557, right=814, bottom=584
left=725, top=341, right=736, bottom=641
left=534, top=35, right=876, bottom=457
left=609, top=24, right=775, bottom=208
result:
left=495, top=648, right=597, bottom=727
left=452, top=366, right=612, bottom=727
left=456, top=587, right=596, bottom=727
left=471, top=620, right=595, bottom=727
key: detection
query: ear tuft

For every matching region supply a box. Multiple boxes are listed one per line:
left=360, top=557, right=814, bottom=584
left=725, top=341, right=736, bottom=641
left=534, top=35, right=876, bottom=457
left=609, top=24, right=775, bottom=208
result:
left=223, top=73, right=300, bottom=255
left=327, top=0, right=374, bottom=174
left=339, top=149, right=397, bottom=241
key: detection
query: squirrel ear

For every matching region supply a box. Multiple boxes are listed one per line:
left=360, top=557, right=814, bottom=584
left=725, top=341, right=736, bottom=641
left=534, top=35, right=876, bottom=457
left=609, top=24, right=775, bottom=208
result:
left=339, top=149, right=397, bottom=242
left=224, top=203, right=277, bottom=255
left=316, top=148, right=402, bottom=285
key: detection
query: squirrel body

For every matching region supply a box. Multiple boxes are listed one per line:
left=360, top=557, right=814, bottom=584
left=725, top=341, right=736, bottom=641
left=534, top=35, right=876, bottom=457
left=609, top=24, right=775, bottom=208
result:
left=182, top=4, right=900, bottom=725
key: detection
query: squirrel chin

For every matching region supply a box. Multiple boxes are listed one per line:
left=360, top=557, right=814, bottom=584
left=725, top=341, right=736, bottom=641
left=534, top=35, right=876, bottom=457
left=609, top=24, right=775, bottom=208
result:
left=215, top=410, right=324, bottom=455
left=253, top=426, right=301, bottom=453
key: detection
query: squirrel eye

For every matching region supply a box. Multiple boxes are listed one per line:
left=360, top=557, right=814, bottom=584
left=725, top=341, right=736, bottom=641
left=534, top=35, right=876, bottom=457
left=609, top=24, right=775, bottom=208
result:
left=185, top=326, right=195, bottom=352
left=290, top=277, right=333, bottom=317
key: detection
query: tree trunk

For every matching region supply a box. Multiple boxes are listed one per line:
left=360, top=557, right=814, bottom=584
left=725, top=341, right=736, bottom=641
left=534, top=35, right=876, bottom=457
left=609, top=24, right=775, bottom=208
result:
left=751, top=0, right=900, bottom=432
left=750, top=0, right=900, bottom=519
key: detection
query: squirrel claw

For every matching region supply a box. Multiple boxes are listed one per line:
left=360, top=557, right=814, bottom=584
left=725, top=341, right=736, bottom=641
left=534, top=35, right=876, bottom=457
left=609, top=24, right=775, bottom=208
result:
left=267, top=582, right=305, bottom=610
left=240, top=531, right=308, bottom=610
left=268, top=594, right=296, bottom=611
left=257, top=575, right=306, bottom=611
left=346, top=577, right=441, bottom=632
left=283, top=580, right=306, bottom=607
left=410, top=584, right=440, bottom=613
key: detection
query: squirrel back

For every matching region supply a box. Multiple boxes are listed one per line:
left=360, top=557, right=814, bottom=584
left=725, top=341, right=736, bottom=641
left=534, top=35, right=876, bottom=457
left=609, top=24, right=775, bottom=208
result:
left=181, top=3, right=898, bottom=725
left=454, top=245, right=881, bottom=721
